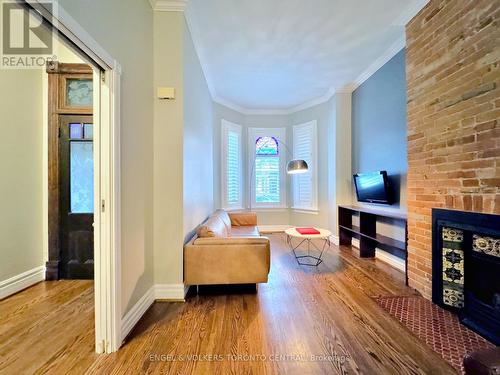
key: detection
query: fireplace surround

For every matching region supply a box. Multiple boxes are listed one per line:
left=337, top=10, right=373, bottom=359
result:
left=432, top=208, right=500, bottom=345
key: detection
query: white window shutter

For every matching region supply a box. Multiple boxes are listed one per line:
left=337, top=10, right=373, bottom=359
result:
left=293, top=121, right=317, bottom=210
left=222, top=120, right=242, bottom=209
left=226, top=131, right=240, bottom=204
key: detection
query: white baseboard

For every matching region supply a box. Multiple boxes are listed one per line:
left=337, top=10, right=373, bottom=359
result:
left=352, top=238, right=360, bottom=249
left=0, top=266, right=45, bottom=300
left=121, top=286, right=155, bottom=341
left=154, top=284, right=188, bottom=300
left=330, top=235, right=339, bottom=246
left=121, top=283, right=188, bottom=342
left=375, top=249, right=405, bottom=272
left=351, top=238, right=405, bottom=272
left=258, top=224, right=292, bottom=233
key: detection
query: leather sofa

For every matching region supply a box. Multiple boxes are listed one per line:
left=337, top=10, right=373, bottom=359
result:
left=184, top=210, right=271, bottom=285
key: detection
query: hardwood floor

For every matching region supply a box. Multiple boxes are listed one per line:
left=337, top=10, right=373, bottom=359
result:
left=0, top=280, right=97, bottom=374
left=0, top=234, right=456, bottom=374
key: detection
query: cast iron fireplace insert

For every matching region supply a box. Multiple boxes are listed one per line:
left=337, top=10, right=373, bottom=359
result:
left=432, top=208, right=500, bottom=345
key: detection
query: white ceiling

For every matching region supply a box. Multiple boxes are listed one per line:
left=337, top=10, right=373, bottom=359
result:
left=185, top=0, right=427, bottom=113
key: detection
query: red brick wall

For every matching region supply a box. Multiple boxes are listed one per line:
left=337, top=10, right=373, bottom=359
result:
left=406, top=0, right=500, bottom=298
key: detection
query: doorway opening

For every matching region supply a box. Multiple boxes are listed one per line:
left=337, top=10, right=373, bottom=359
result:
left=46, top=62, right=95, bottom=281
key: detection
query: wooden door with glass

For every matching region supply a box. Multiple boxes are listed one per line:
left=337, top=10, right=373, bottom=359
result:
left=46, top=62, right=94, bottom=280
left=58, top=115, right=94, bottom=278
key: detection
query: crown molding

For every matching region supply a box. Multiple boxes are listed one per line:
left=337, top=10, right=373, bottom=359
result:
left=213, top=95, right=247, bottom=114
left=213, top=93, right=333, bottom=116
left=336, top=84, right=357, bottom=93
left=349, top=34, right=405, bottom=92
left=242, top=107, right=292, bottom=116
left=392, top=0, right=429, bottom=26
left=285, top=86, right=336, bottom=114
left=151, top=0, right=188, bottom=12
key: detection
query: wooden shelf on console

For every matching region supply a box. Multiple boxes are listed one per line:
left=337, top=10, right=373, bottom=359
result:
left=339, top=204, right=408, bottom=220
left=338, top=205, right=408, bottom=285
left=339, top=224, right=406, bottom=251
left=339, top=224, right=360, bottom=234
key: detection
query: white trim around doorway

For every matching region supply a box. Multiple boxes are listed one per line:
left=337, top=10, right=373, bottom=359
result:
left=28, top=0, right=122, bottom=354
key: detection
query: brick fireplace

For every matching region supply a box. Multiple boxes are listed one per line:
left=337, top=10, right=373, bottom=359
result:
left=406, top=0, right=500, bottom=298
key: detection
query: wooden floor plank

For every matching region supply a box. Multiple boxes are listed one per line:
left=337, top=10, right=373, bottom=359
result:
left=0, top=234, right=456, bottom=374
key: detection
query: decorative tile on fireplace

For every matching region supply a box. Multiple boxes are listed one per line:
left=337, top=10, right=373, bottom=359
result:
left=442, top=227, right=464, bottom=242
left=472, top=234, right=500, bottom=258
left=443, top=286, right=465, bottom=308
left=442, top=227, right=465, bottom=308
left=443, top=248, right=464, bottom=284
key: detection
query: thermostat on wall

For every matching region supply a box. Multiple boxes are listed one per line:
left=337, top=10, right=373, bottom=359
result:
left=157, top=87, right=175, bottom=100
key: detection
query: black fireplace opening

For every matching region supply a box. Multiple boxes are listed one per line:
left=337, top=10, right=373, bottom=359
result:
left=467, top=251, right=500, bottom=308
left=432, top=208, right=500, bottom=345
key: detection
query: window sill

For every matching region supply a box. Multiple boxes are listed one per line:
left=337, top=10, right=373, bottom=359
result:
left=291, top=208, right=319, bottom=215
left=250, top=207, right=288, bottom=213
left=222, top=207, right=245, bottom=212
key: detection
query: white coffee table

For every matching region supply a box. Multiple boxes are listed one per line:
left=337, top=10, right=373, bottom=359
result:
left=285, top=227, right=332, bottom=266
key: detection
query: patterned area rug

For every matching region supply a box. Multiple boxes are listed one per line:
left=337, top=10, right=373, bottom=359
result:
left=376, top=296, right=495, bottom=374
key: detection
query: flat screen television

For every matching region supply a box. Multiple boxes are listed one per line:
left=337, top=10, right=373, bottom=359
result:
left=353, top=171, right=393, bottom=205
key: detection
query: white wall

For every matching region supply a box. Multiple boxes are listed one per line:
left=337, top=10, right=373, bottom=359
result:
left=0, top=6, right=90, bottom=296
left=0, top=26, right=85, bottom=288
left=0, top=69, right=44, bottom=282
left=332, top=92, right=353, bottom=235
left=153, top=11, right=184, bottom=287
left=59, top=0, right=155, bottom=315
left=183, top=21, right=214, bottom=242
left=153, top=12, right=219, bottom=285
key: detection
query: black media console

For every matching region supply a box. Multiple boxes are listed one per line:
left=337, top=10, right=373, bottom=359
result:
left=338, top=205, right=408, bottom=285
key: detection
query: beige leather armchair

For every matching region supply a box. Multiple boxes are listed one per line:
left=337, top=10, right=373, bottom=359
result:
left=184, top=210, right=271, bottom=285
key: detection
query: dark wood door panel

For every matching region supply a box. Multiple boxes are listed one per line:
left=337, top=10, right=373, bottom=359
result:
left=58, top=115, right=94, bottom=279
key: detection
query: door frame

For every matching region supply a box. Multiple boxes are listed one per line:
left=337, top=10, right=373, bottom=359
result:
left=46, top=63, right=94, bottom=280
left=28, top=0, right=122, bottom=353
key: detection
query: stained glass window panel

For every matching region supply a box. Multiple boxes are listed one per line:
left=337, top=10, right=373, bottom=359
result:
left=66, top=79, right=93, bottom=107
left=70, top=142, right=94, bottom=213
left=69, top=123, right=83, bottom=139
left=83, top=123, right=93, bottom=139
left=255, top=136, right=279, bottom=156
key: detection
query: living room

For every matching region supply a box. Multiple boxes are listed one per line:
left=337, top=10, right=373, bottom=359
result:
left=0, top=0, right=498, bottom=374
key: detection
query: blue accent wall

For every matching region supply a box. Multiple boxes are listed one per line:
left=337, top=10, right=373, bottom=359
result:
left=352, top=49, right=407, bottom=207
